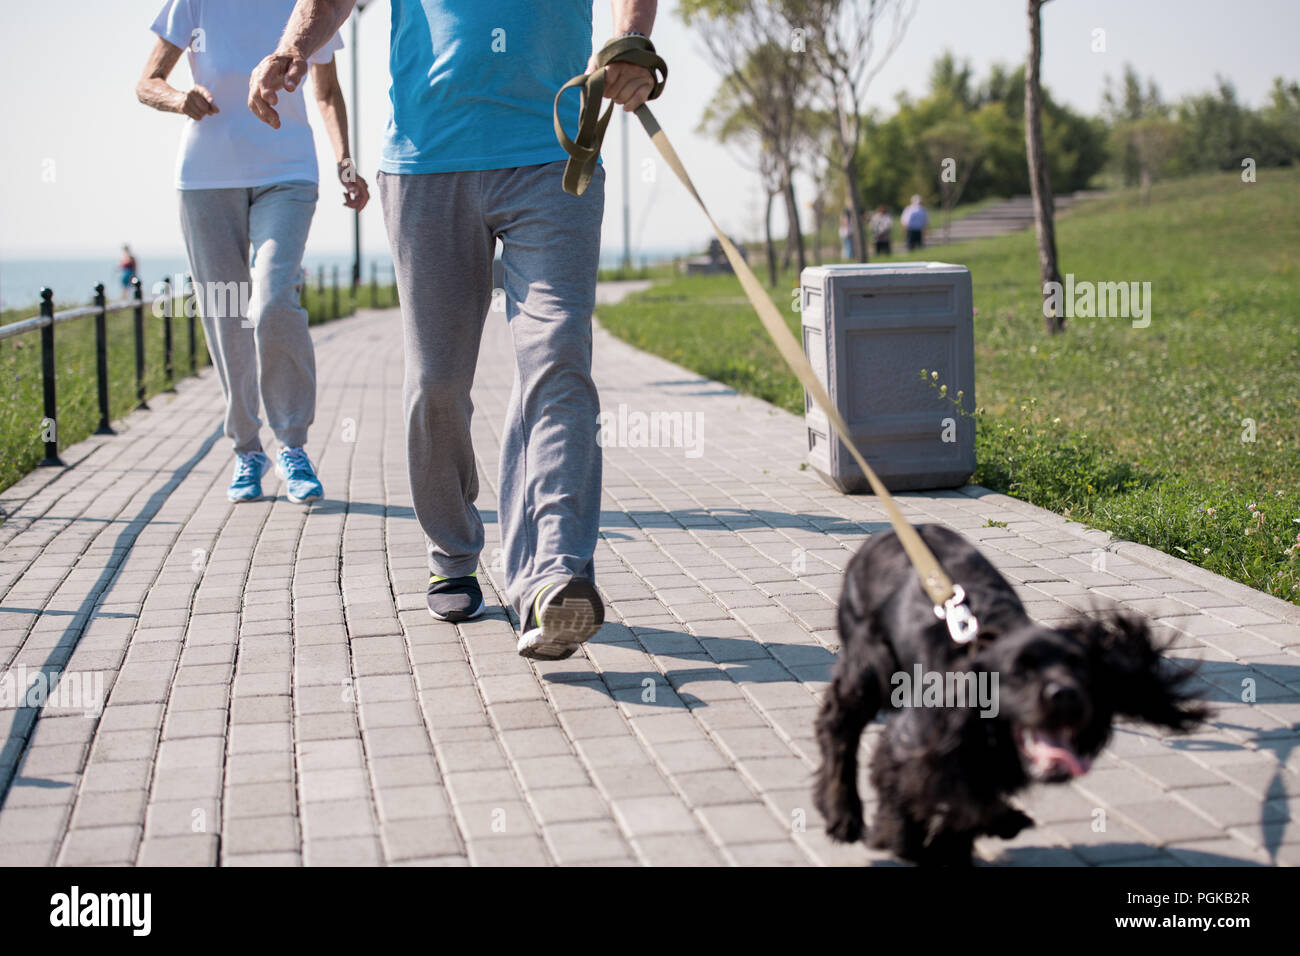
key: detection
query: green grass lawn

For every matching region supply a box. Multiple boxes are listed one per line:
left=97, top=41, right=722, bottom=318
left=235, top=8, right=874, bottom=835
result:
left=596, top=169, right=1300, bottom=604
left=0, top=282, right=396, bottom=498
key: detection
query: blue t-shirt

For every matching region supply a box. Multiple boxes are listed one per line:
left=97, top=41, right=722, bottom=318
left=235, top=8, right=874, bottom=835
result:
left=381, top=0, right=593, bottom=173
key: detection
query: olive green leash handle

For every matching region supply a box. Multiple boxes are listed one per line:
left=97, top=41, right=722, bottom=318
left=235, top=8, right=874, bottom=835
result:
left=553, top=35, right=668, bottom=198
left=554, top=37, right=977, bottom=642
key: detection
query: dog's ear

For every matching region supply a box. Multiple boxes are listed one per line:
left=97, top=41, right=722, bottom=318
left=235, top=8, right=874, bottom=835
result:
left=1070, top=613, right=1211, bottom=731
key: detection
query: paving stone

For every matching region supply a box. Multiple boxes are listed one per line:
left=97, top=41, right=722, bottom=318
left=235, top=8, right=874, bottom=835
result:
left=499, top=727, right=572, bottom=759
left=381, top=817, right=463, bottom=861
left=699, top=803, right=791, bottom=844
left=455, top=799, right=538, bottom=839
left=527, top=786, right=613, bottom=826
left=137, top=834, right=219, bottom=866
left=560, top=707, right=630, bottom=740
left=1163, top=837, right=1274, bottom=866
left=612, top=795, right=700, bottom=837
left=302, top=799, right=379, bottom=840
left=226, top=781, right=297, bottom=819
left=300, top=768, right=370, bottom=803
left=634, top=832, right=726, bottom=865
left=59, top=825, right=141, bottom=865
left=0, top=805, right=70, bottom=845
left=70, top=789, right=149, bottom=829
left=544, top=820, right=631, bottom=863
left=81, top=759, right=153, bottom=794
left=1073, top=768, right=1168, bottom=806
left=145, top=798, right=220, bottom=838
left=1173, top=785, right=1289, bottom=828
left=674, top=769, right=759, bottom=807
left=375, top=785, right=452, bottom=822
left=226, top=752, right=294, bottom=786
left=223, top=815, right=301, bottom=856
left=1117, top=799, right=1226, bottom=843
left=364, top=726, right=436, bottom=758
left=467, top=835, right=551, bottom=866
left=512, top=755, right=591, bottom=791
left=727, top=840, right=814, bottom=865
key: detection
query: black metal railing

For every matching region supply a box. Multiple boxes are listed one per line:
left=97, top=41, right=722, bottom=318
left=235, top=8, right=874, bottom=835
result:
left=1, top=264, right=398, bottom=471
left=0, top=278, right=193, bottom=467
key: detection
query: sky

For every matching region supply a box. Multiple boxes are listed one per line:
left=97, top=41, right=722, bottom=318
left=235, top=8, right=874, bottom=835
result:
left=1, top=0, right=1297, bottom=265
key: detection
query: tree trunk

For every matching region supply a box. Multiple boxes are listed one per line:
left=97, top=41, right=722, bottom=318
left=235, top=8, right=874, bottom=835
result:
left=763, top=189, right=778, bottom=287
left=783, top=176, right=807, bottom=276
left=1025, top=0, right=1063, bottom=334
left=778, top=175, right=792, bottom=271
left=832, top=99, right=868, bottom=262
left=812, top=206, right=823, bottom=265
left=841, top=158, right=868, bottom=263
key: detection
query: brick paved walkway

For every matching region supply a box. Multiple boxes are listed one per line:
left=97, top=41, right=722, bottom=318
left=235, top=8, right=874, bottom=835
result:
left=1, top=286, right=1297, bottom=866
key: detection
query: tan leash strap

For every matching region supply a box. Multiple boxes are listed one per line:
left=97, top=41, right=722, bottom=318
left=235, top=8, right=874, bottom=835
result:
left=555, top=38, right=977, bottom=641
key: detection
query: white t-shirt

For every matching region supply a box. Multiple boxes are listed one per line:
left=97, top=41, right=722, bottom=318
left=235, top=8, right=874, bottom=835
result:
left=151, top=0, right=343, bottom=189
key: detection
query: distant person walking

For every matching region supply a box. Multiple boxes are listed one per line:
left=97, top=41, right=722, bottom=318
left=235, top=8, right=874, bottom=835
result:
left=118, top=244, right=139, bottom=297
left=902, top=194, right=928, bottom=251
left=136, top=0, right=368, bottom=504
left=839, top=208, right=856, bottom=260
left=869, top=205, right=893, bottom=256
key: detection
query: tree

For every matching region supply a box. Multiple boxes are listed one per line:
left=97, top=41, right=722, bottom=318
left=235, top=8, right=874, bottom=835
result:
left=921, top=118, right=986, bottom=242
left=1025, top=0, right=1063, bottom=334
left=1102, top=64, right=1162, bottom=186
left=1263, top=77, right=1300, bottom=165
left=685, top=1, right=818, bottom=278
left=696, top=49, right=790, bottom=285
left=928, top=52, right=978, bottom=111
left=851, top=53, right=1106, bottom=214
left=1129, top=117, right=1182, bottom=204
left=800, top=0, right=918, bottom=261
left=1102, top=65, right=1180, bottom=203
left=797, top=108, right=840, bottom=263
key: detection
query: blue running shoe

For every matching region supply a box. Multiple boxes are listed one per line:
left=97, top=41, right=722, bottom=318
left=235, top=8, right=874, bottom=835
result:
left=228, top=451, right=270, bottom=503
left=276, top=446, right=323, bottom=504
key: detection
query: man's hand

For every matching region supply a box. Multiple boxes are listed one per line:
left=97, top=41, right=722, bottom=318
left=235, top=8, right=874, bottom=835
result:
left=586, top=52, right=655, bottom=113
left=249, top=51, right=310, bottom=128
left=177, top=85, right=219, bottom=121
left=338, top=160, right=370, bottom=211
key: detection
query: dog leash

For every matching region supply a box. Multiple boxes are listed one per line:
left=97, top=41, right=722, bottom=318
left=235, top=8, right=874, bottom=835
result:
left=555, top=36, right=978, bottom=645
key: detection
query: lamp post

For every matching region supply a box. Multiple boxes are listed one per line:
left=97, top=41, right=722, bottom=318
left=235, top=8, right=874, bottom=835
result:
left=350, top=1, right=372, bottom=289
left=621, top=110, right=631, bottom=271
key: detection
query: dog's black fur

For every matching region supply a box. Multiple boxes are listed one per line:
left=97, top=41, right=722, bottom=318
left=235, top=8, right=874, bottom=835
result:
left=814, top=524, right=1209, bottom=866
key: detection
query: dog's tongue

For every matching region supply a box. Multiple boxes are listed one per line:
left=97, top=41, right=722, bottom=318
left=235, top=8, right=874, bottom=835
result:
left=1021, top=729, right=1091, bottom=778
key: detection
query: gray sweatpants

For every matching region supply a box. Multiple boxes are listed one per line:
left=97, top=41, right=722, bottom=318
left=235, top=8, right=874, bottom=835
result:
left=378, top=161, right=605, bottom=621
left=179, top=180, right=318, bottom=455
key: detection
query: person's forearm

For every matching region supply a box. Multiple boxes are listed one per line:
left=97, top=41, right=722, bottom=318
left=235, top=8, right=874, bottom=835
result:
left=137, top=77, right=183, bottom=113
left=611, top=0, right=656, bottom=36
left=276, top=0, right=355, bottom=59
left=316, top=89, right=352, bottom=166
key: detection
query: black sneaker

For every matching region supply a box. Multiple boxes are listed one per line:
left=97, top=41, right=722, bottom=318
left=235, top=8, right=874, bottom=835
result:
left=516, top=577, right=604, bottom=660
left=427, top=572, right=485, bottom=622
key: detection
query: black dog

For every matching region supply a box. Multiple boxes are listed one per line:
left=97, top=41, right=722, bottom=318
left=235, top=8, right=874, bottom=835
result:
left=814, top=524, right=1208, bottom=866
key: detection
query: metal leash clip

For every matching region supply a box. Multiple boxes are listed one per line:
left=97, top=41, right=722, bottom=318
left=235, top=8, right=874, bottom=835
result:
left=934, top=584, right=979, bottom=644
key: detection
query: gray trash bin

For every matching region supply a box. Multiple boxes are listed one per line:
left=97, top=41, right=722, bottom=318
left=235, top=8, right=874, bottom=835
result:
left=800, top=262, right=976, bottom=493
